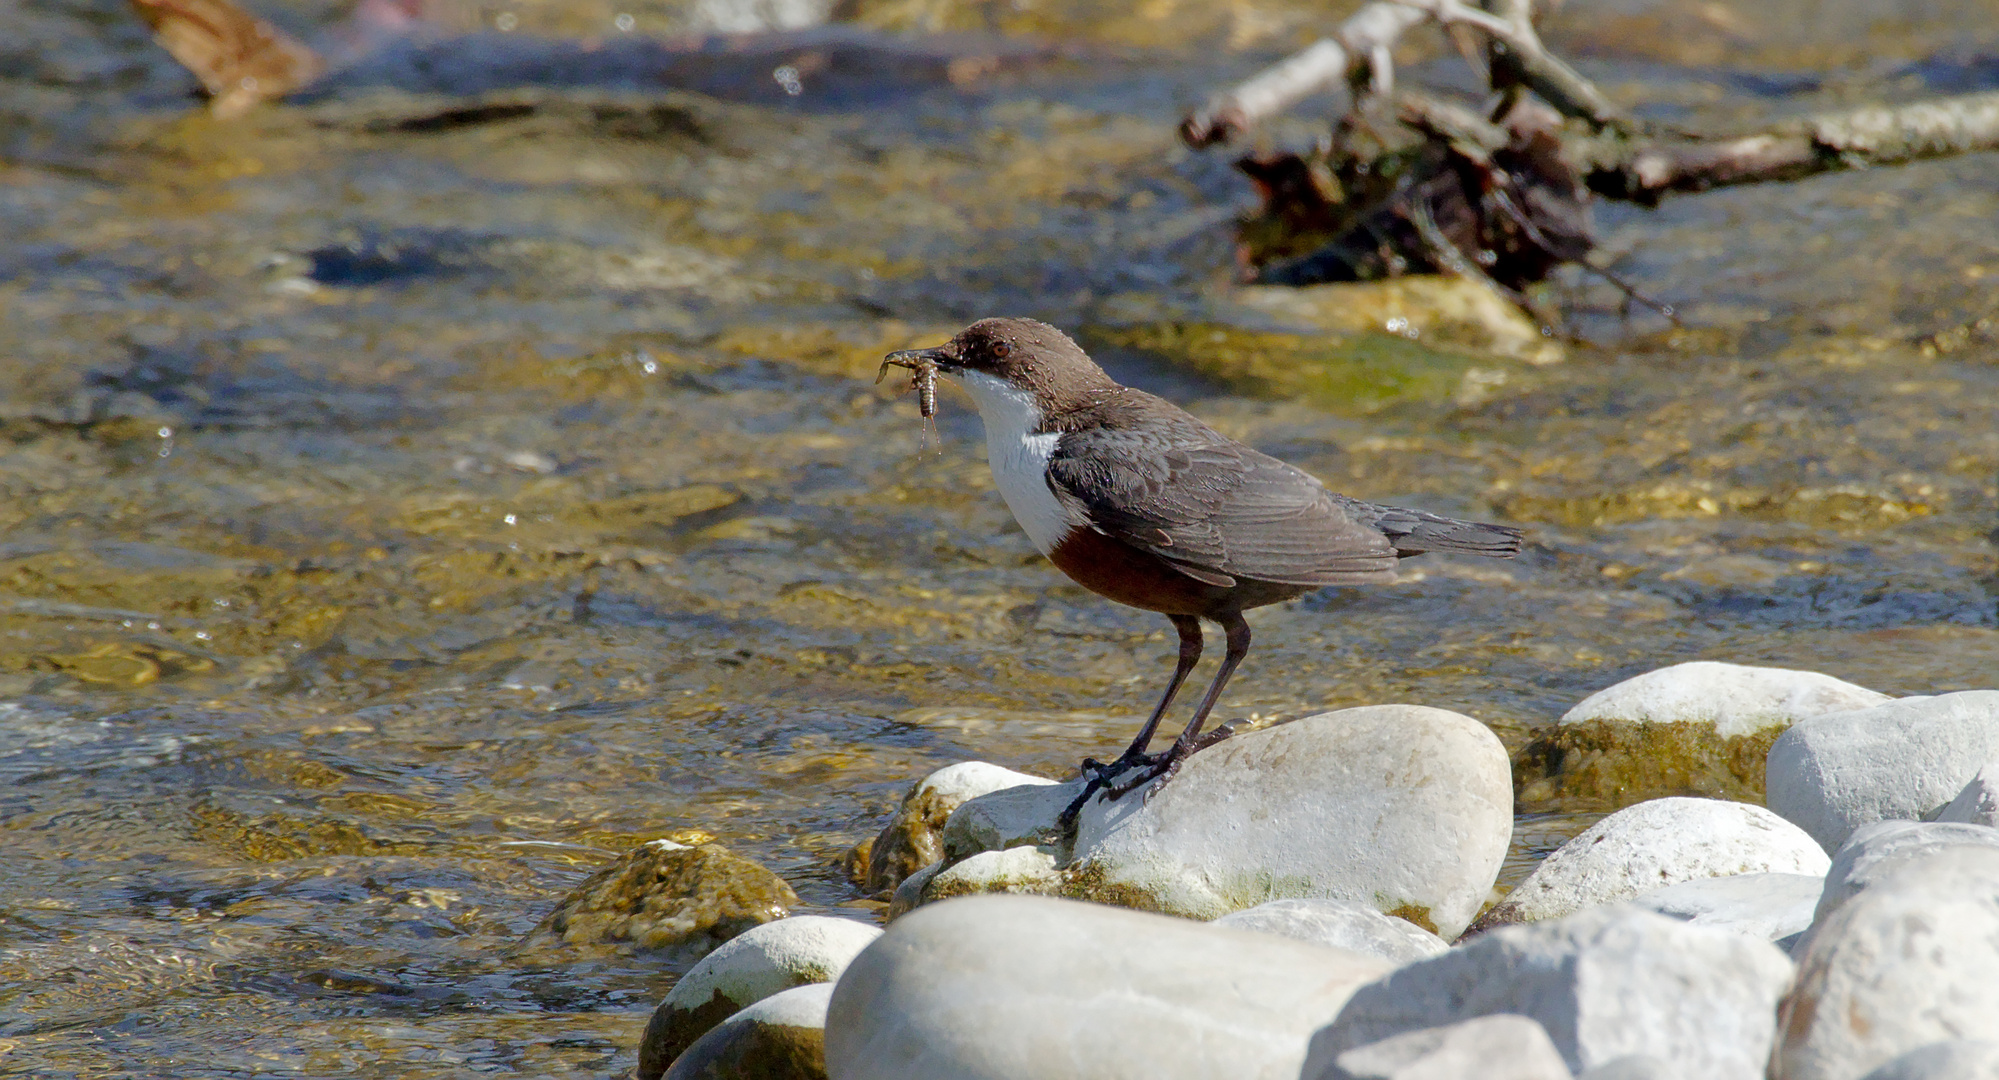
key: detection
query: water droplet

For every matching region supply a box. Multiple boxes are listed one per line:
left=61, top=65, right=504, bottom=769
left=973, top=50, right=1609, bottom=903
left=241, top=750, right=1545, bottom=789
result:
left=504, top=513, right=518, bottom=525
left=614, top=12, right=634, bottom=31
left=495, top=11, right=517, bottom=30
left=194, top=631, right=211, bottom=640
left=158, top=426, right=173, bottom=438
left=773, top=65, right=803, bottom=96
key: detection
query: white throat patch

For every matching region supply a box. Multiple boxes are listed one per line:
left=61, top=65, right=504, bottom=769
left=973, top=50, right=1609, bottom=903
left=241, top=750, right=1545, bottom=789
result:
left=955, top=369, right=1074, bottom=554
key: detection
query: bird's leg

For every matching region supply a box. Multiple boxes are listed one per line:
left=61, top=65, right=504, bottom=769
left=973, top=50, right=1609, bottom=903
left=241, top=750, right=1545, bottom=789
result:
left=1060, top=614, right=1202, bottom=826
left=1104, top=612, right=1250, bottom=801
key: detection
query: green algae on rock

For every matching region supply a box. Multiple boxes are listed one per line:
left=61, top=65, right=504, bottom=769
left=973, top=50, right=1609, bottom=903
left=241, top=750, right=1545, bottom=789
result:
left=526, top=841, right=797, bottom=959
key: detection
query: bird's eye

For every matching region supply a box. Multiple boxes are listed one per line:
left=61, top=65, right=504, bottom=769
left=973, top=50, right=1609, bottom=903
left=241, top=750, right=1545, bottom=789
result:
left=991, top=341, right=1012, bottom=358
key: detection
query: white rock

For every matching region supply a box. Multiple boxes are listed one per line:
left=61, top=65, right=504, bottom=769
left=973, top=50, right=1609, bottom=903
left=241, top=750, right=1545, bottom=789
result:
left=938, top=777, right=1083, bottom=862
left=1576, top=1059, right=1680, bottom=1080
left=1560, top=662, right=1889, bottom=737
left=1314, top=906, right=1794, bottom=1079
left=922, top=846, right=1065, bottom=902
left=640, top=916, right=880, bottom=1078
left=664, top=982, right=832, bottom=1080
left=1482, top=797, right=1829, bottom=926
left=1627, top=871, right=1824, bottom=944
left=1810, top=820, right=1999, bottom=926
left=824, top=894, right=1393, bottom=1080
left=1310, top=1014, right=1573, bottom=1080
left=1767, top=691, right=1999, bottom=852
left=866, top=763, right=1057, bottom=893
left=1855, top=1041, right=1999, bottom=1080
left=1934, top=762, right=1999, bottom=828
left=1070, top=705, right=1512, bottom=938
left=1773, top=847, right=1999, bottom=1080
left=1215, top=898, right=1449, bottom=965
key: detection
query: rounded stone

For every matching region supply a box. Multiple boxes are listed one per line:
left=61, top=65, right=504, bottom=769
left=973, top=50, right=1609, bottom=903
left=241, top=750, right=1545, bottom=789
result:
left=1855, top=1041, right=1999, bottom=1080
left=1773, top=847, right=1999, bottom=1080
left=1214, top=898, right=1449, bottom=965
left=1478, top=797, right=1829, bottom=928
left=1070, top=704, right=1512, bottom=938
left=1515, top=662, right=1888, bottom=810
left=527, top=840, right=796, bottom=958
left=639, top=916, right=880, bottom=1079
left=1934, top=761, right=1999, bottom=828
left=1809, top=819, right=1999, bottom=926
left=865, top=763, right=1057, bottom=895
left=825, top=893, right=1393, bottom=1080
left=663, top=982, right=832, bottom=1080
left=1626, top=871, right=1824, bottom=945
left=1313, top=1014, right=1571, bottom=1080
left=1314, top=906, right=1795, bottom=1080
left=1766, top=690, right=1999, bottom=852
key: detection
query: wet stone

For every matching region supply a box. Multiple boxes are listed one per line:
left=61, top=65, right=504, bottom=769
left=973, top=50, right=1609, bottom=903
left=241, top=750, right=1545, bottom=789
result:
left=1476, top=797, right=1829, bottom=929
left=527, top=840, right=796, bottom=959
left=864, top=762, right=1055, bottom=896
left=638, top=915, right=879, bottom=1080
left=662, top=982, right=831, bottom=1080
left=1516, top=662, right=1889, bottom=810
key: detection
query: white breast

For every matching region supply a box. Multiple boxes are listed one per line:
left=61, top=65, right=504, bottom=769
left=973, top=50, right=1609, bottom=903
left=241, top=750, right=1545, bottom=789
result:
left=955, top=370, right=1075, bottom=554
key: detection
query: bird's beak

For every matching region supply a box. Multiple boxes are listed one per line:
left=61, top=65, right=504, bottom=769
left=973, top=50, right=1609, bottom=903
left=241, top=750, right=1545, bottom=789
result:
left=878, top=345, right=956, bottom=382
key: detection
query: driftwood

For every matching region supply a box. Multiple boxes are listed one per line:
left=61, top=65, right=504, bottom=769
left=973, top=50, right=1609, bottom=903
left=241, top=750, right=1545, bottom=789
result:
left=1184, top=0, right=1999, bottom=304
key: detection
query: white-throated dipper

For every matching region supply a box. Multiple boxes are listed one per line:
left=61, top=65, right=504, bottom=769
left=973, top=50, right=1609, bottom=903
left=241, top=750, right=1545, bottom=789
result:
left=883, top=317, right=1523, bottom=820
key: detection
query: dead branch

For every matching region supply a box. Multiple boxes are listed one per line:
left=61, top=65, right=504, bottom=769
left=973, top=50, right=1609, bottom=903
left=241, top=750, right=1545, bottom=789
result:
left=1583, top=91, right=1999, bottom=202
left=1182, top=0, right=1619, bottom=148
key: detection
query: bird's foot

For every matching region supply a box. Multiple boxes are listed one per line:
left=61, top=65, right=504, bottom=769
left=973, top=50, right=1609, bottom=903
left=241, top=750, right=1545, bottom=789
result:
left=1061, top=722, right=1248, bottom=824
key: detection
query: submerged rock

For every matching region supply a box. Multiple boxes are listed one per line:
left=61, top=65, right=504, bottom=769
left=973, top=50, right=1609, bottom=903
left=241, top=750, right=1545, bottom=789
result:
left=1214, top=898, right=1449, bottom=965
left=1627, top=871, right=1823, bottom=945
left=664, top=982, right=832, bottom=1080
left=1773, top=847, right=1999, bottom=1080
left=527, top=840, right=796, bottom=958
left=1307, top=1014, right=1573, bottom=1080
left=1068, top=705, right=1512, bottom=938
left=824, top=894, right=1393, bottom=1080
left=639, top=915, right=880, bottom=1079
left=1766, top=690, right=1999, bottom=852
left=1313, top=906, right=1794, bottom=1079
left=864, top=763, right=1056, bottom=895
left=1515, top=662, right=1888, bottom=810
left=1476, top=797, right=1828, bottom=928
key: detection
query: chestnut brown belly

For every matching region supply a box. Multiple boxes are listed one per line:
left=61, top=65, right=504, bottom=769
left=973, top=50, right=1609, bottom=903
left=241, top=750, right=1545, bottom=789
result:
left=1046, top=528, right=1315, bottom=617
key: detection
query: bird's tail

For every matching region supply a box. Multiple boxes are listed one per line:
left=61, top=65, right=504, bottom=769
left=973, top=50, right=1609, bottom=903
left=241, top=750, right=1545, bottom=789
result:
left=1348, top=501, right=1525, bottom=559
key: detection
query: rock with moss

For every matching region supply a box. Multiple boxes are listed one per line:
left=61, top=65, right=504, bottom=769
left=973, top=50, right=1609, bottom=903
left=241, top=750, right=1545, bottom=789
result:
left=825, top=894, right=1393, bottom=1080
left=662, top=982, right=832, bottom=1080
left=863, top=762, right=1057, bottom=895
left=1066, top=705, right=1511, bottom=938
left=1475, top=797, right=1828, bottom=930
left=1766, top=690, right=1999, bottom=852
left=527, top=840, right=796, bottom=960
left=890, top=707, right=1509, bottom=940
left=638, top=916, right=880, bottom=1080
left=1515, top=662, right=1889, bottom=811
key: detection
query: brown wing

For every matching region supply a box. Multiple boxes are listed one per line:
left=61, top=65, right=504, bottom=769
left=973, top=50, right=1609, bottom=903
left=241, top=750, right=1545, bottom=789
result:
left=1045, top=408, right=1399, bottom=588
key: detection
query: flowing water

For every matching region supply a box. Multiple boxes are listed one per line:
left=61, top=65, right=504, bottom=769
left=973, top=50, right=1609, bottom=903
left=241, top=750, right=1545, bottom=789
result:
left=1, top=0, right=1996, bottom=1074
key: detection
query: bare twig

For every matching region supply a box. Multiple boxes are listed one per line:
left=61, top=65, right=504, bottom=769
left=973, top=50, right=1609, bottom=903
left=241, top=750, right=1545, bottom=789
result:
left=1588, top=90, right=1999, bottom=201
left=1180, top=3, right=1427, bottom=148
left=1182, top=0, right=1621, bottom=148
